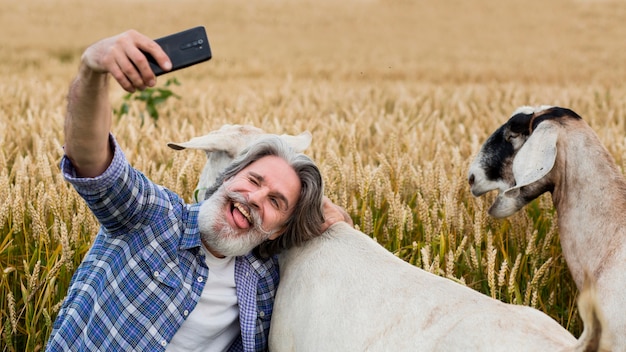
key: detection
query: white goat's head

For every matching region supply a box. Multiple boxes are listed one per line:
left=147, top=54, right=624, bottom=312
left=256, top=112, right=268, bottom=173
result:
left=467, top=106, right=583, bottom=218
left=168, top=124, right=312, bottom=202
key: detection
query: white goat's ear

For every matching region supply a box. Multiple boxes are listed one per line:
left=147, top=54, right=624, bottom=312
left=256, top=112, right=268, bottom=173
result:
left=167, top=124, right=312, bottom=156
left=167, top=134, right=222, bottom=151
left=279, top=131, right=312, bottom=152
left=503, top=123, right=558, bottom=197
left=167, top=124, right=265, bottom=157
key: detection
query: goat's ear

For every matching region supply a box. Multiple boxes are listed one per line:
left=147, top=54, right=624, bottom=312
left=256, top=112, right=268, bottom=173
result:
left=167, top=125, right=265, bottom=157
left=503, top=123, right=558, bottom=197
left=279, top=131, right=312, bottom=152
left=167, top=135, right=218, bottom=151
left=166, top=135, right=243, bottom=158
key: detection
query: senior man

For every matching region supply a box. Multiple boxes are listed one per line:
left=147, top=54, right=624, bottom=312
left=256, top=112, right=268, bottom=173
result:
left=46, top=30, right=349, bottom=352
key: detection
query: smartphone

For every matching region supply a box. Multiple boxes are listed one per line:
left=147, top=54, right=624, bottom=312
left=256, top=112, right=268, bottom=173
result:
left=143, top=26, right=212, bottom=76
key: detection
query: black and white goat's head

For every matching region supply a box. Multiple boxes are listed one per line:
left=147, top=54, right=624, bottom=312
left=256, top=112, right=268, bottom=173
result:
left=467, top=106, right=583, bottom=218
left=168, top=124, right=312, bottom=202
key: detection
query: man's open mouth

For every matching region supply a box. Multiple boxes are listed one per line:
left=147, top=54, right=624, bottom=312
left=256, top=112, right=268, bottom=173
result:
left=232, top=201, right=253, bottom=226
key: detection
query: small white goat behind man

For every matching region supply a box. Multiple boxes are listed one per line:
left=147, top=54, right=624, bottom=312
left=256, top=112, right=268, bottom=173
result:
left=468, top=105, right=624, bottom=351
left=170, top=123, right=609, bottom=352
left=168, top=124, right=312, bottom=202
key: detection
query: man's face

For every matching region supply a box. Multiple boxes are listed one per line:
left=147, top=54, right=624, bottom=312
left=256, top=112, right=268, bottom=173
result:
left=198, top=155, right=302, bottom=257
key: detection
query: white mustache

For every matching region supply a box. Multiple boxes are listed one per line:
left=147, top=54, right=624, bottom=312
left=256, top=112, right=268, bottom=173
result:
left=224, top=190, right=275, bottom=237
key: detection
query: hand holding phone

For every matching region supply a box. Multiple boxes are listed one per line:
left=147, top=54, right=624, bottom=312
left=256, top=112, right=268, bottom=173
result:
left=143, top=26, right=212, bottom=76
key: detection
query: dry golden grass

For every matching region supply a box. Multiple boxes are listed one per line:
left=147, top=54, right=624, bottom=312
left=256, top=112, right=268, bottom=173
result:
left=2, top=0, right=626, bottom=350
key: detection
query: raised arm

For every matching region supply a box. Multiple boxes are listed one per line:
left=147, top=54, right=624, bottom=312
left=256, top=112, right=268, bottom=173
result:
left=64, top=30, right=172, bottom=177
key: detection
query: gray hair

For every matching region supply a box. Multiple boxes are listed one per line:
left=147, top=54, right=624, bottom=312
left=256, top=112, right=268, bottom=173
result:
left=204, top=135, right=325, bottom=258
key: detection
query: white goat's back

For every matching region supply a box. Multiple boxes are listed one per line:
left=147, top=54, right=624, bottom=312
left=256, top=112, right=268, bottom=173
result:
left=270, top=222, right=604, bottom=352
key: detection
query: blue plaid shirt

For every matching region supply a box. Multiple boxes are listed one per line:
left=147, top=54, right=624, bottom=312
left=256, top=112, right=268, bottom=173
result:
left=47, top=135, right=279, bottom=352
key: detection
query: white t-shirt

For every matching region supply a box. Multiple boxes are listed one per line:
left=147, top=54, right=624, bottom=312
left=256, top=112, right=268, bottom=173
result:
left=166, top=246, right=239, bottom=352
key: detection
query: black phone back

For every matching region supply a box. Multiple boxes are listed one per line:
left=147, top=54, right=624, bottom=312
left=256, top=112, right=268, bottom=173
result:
left=145, top=26, right=212, bottom=76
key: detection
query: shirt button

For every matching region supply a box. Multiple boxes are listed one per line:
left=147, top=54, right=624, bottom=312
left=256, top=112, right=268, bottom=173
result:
left=153, top=271, right=160, bottom=278
left=197, top=276, right=203, bottom=283
left=183, top=310, right=189, bottom=317
left=259, top=311, right=265, bottom=318
left=160, top=340, right=167, bottom=347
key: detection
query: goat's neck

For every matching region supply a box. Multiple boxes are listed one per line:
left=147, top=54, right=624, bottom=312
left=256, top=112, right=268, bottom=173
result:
left=195, top=151, right=234, bottom=199
left=551, top=130, right=626, bottom=286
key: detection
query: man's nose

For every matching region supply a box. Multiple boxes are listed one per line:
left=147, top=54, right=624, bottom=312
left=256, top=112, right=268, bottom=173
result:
left=247, top=187, right=270, bottom=208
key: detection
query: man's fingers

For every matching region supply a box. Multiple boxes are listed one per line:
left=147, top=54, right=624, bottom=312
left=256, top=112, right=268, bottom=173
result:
left=320, top=197, right=353, bottom=232
left=108, top=63, right=136, bottom=93
left=116, top=32, right=158, bottom=89
left=137, top=40, right=172, bottom=74
left=326, top=203, right=353, bottom=227
left=119, top=47, right=152, bottom=89
left=335, top=204, right=353, bottom=226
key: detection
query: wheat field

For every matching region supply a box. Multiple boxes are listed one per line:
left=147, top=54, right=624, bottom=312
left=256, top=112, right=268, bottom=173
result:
left=2, top=0, right=626, bottom=350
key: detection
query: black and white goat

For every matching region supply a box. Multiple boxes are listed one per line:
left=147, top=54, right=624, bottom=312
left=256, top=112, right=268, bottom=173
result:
left=468, top=106, right=623, bottom=351
left=171, top=123, right=608, bottom=352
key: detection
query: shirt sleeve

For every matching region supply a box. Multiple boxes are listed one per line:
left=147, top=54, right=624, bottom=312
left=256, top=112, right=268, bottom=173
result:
left=61, top=134, right=126, bottom=194
left=61, top=134, right=183, bottom=238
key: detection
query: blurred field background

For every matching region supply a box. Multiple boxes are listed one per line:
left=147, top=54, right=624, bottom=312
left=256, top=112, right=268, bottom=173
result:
left=3, top=0, right=626, bottom=350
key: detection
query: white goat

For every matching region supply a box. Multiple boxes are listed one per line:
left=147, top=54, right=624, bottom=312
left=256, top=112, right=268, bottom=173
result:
left=270, top=222, right=605, bottom=352
left=170, top=123, right=608, bottom=352
left=468, top=105, right=624, bottom=350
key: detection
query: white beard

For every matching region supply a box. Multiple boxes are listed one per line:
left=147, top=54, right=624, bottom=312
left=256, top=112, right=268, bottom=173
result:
left=197, top=182, right=276, bottom=257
